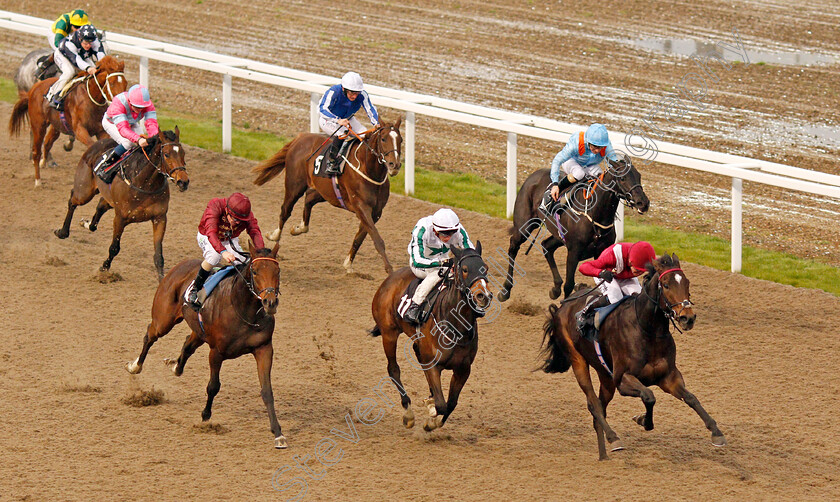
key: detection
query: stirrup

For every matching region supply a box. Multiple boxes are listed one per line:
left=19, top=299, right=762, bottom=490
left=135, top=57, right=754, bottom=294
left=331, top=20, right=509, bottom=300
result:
left=187, top=288, right=202, bottom=312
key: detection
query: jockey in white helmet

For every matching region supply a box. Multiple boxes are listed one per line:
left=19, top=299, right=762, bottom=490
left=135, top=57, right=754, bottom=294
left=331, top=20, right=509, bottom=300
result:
left=403, top=208, right=474, bottom=325
left=318, top=71, right=380, bottom=176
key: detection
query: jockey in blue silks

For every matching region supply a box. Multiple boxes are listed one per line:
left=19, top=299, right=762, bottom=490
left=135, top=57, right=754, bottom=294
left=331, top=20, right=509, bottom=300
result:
left=318, top=71, right=380, bottom=176
left=546, top=123, right=620, bottom=206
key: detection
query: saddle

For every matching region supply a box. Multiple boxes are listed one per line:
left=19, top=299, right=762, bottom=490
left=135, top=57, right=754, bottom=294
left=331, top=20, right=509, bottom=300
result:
left=539, top=180, right=585, bottom=215
left=35, top=54, right=59, bottom=81
left=184, top=266, right=237, bottom=307
left=96, top=148, right=134, bottom=184
left=313, top=136, right=359, bottom=178
left=396, top=276, right=448, bottom=325
left=579, top=294, right=633, bottom=342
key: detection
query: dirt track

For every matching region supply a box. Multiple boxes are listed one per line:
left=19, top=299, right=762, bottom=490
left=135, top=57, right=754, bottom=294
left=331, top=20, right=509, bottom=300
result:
left=1, top=98, right=839, bottom=500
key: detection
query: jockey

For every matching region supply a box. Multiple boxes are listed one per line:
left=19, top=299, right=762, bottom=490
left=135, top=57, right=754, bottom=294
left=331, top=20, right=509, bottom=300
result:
left=403, top=208, right=474, bottom=325
left=49, top=9, right=89, bottom=49
left=545, top=123, right=621, bottom=209
left=575, top=241, right=657, bottom=332
left=94, top=84, right=160, bottom=178
left=187, top=193, right=266, bottom=311
left=318, top=71, right=380, bottom=176
left=45, top=24, right=105, bottom=110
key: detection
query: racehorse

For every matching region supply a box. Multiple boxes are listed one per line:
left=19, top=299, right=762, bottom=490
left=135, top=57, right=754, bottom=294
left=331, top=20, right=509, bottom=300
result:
left=252, top=119, right=402, bottom=274
left=14, top=48, right=73, bottom=165
left=124, top=244, right=287, bottom=449
left=53, top=129, right=189, bottom=280
left=369, top=244, right=492, bottom=431
left=8, top=55, right=127, bottom=186
left=540, top=254, right=725, bottom=460
left=498, top=155, right=649, bottom=302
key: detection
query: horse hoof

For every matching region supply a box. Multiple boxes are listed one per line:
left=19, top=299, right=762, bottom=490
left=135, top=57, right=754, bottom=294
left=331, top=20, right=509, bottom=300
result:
left=201, top=409, right=211, bottom=421
left=497, top=289, right=510, bottom=302
left=423, top=397, right=437, bottom=417
left=290, top=224, right=308, bottom=236
left=632, top=415, right=645, bottom=427
left=125, top=358, right=142, bottom=374
left=549, top=287, right=562, bottom=300
left=712, top=434, right=727, bottom=447
left=275, top=435, right=288, bottom=449
left=343, top=255, right=354, bottom=273
left=403, top=408, right=415, bottom=429
left=268, top=228, right=280, bottom=241
left=54, top=228, right=69, bottom=239
left=34, top=179, right=42, bottom=187
left=163, top=357, right=180, bottom=376
left=609, top=439, right=625, bottom=452
left=80, top=219, right=94, bottom=231
left=63, top=141, right=74, bottom=152
left=423, top=416, right=442, bottom=432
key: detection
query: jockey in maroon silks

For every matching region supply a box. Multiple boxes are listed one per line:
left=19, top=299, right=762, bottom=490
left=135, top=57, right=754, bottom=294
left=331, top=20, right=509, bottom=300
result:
left=575, top=241, right=656, bottom=332
left=187, top=192, right=265, bottom=311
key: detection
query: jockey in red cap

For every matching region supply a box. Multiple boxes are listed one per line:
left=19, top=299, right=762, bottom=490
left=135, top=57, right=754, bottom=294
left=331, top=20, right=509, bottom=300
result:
left=187, top=193, right=265, bottom=311
left=575, top=241, right=656, bottom=334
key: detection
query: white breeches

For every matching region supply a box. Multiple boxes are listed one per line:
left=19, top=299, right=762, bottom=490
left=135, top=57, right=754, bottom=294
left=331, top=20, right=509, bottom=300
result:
left=562, top=158, right=603, bottom=181
left=102, top=117, right=146, bottom=150
left=48, top=52, right=77, bottom=97
left=410, top=265, right=444, bottom=304
left=197, top=232, right=248, bottom=266
left=319, top=116, right=365, bottom=137
left=598, top=276, right=642, bottom=303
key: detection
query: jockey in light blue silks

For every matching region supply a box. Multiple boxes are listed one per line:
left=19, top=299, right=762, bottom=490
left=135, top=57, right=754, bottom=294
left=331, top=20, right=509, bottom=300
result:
left=545, top=123, right=621, bottom=208
left=318, top=71, right=380, bottom=176
left=403, top=208, right=474, bottom=325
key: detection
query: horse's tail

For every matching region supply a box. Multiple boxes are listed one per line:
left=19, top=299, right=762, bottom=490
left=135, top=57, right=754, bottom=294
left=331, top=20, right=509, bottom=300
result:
left=8, top=96, right=29, bottom=137
left=252, top=136, right=297, bottom=186
left=368, top=325, right=382, bottom=338
left=539, top=304, right=572, bottom=373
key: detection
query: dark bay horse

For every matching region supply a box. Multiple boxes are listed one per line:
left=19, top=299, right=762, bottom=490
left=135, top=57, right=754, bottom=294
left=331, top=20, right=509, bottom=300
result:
left=252, top=119, right=402, bottom=274
left=8, top=55, right=127, bottom=186
left=541, top=254, right=725, bottom=460
left=54, top=129, right=189, bottom=279
left=499, top=155, right=650, bottom=302
left=370, top=244, right=492, bottom=431
left=125, top=244, right=287, bottom=449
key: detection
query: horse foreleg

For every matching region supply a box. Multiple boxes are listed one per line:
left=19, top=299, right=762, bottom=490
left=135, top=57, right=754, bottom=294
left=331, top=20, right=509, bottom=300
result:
left=659, top=369, right=726, bottom=446
left=355, top=205, right=392, bottom=274
left=381, top=329, right=413, bottom=428
left=254, top=344, right=287, bottom=449
left=151, top=215, right=167, bottom=281
left=441, top=364, right=472, bottom=426
left=571, top=352, right=619, bottom=459
left=83, top=197, right=111, bottom=232
left=100, top=214, right=126, bottom=272
left=562, top=245, right=582, bottom=299
left=344, top=222, right=368, bottom=274
left=72, top=125, right=95, bottom=147
left=42, top=125, right=60, bottom=168
left=291, top=189, right=324, bottom=236
left=497, top=231, right=524, bottom=303
left=164, top=331, right=204, bottom=376
left=542, top=236, right=565, bottom=300
left=201, top=349, right=224, bottom=421
left=421, top=366, right=446, bottom=432
left=618, top=373, right=656, bottom=431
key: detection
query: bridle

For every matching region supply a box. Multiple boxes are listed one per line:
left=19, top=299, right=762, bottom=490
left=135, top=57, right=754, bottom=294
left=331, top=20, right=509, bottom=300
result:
left=635, top=267, right=694, bottom=335
left=86, top=69, right=125, bottom=106
left=343, top=125, right=401, bottom=185
left=230, top=256, right=280, bottom=327
left=598, top=159, right=643, bottom=208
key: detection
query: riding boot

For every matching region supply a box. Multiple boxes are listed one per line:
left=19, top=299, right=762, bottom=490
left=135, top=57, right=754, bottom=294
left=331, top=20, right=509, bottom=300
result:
left=188, top=267, right=212, bottom=311
left=324, top=136, right=343, bottom=176
left=403, top=300, right=423, bottom=325
left=47, top=92, right=64, bottom=111
left=575, top=295, right=611, bottom=337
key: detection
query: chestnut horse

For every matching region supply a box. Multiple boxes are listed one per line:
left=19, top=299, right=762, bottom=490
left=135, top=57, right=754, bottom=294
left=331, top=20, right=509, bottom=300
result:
left=541, top=254, right=725, bottom=460
left=8, top=55, right=127, bottom=186
left=499, top=155, right=650, bottom=302
left=124, top=244, right=287, bottom=449
left=252, top=119, right=402, bottom=274
left=369, top=244, right=492, bottom=431
left=54, top=129, right=189, bottom=280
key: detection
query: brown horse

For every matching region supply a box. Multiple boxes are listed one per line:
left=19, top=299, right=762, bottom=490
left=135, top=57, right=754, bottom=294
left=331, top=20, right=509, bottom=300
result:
left=252, top=119, right=402, bottom=274
left=8, top=55, right=127, bottom=186
left=499, top=155, right=650, bottom=302
left=540, top=254, right=725, bottom=460
left=370, top=244, right=492, bottom=431
left=124, top=244, right=287, bottom=449
left=54, top=129, right=189, bottom=280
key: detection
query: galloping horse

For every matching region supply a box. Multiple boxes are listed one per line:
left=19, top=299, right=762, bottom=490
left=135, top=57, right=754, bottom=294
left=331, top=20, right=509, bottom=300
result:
left=54, top=129, right=189, bottom=280
left=541, top=254, right=725, bottom=460
left=8, top=55, right=127, bottom=186
left=253, top=118, right=402, bottom=274
left=370, top=244, right=492, bottom=431
left=499, top=155, right=650, bottom=302
left=125, top=244, right=287, bottom=449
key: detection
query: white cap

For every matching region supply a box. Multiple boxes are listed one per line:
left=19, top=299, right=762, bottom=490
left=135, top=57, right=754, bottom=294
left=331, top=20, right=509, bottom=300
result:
left=340, top=72, right=364, bottom=92
left=431, top=208, right=460, bottom=232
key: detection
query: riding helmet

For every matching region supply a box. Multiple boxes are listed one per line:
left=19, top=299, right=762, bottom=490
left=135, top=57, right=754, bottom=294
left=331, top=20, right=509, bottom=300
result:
left=584, top=123, right=610, bottom=148
left=127, top=85, right=153, bottom=108
left=628, top=241, right=656, bottom=272
left=431, top=208, right=460, bottom=233
left=341, top=72, right=365, bottom=92
left=69, top=10, right=89, bottom=28
left=78, top=24, right=98, bottom=42
left=226, top=193, right=252, bottom=221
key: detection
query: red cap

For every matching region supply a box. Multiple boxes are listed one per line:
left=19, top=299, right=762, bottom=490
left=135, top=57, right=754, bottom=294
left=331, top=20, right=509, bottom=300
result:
left=226, top=192, right=251, bottom=220
left=628, top=241, right=655, bottom=272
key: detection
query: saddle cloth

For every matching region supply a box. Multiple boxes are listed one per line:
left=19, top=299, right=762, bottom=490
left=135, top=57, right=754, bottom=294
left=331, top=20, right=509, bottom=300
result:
left=313, top=137, right=359, bottom=178
left=183, top=266, right=237, bottom=305
left=396, top=276, right=447, bottom=325
left=97, top=148, right=134, bottom=184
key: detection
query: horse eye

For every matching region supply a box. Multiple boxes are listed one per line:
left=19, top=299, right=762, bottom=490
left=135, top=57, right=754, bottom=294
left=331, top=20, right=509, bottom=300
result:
left=662, top=283, right=670, bottom=289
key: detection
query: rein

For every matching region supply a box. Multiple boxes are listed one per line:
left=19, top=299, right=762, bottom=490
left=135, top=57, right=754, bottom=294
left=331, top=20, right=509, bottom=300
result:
left=430, top=252, right=487, bottom=346
left=342, top=126, right=398, bottom=185
left=120, top=141, right=186, bottom=194
left=85, top=70, right=125, bottom=106
left=568, top=166, right=640, bottom=230
left=634, top=268, right=693, bottom=336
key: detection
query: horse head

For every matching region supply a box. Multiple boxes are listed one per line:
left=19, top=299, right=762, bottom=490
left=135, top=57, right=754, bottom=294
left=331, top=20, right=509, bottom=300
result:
left=605, top=153, right=650, bottom=214
left=450, top=241, right=493, bottom=316
left=152, top=127, right=190, bottom=191
left=247, top=241, right=281, bottom=316
left=368, top=117, right=403, bottom=175
left=645, top=253, right=695, bottom=331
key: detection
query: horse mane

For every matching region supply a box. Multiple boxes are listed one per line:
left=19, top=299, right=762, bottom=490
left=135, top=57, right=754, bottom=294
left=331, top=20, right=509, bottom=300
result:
left=644, top=253, right=681, bottom=283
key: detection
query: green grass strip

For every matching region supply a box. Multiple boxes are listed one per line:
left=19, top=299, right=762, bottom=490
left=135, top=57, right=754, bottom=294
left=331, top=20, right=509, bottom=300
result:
left=2, top=77, right=835, bottom=294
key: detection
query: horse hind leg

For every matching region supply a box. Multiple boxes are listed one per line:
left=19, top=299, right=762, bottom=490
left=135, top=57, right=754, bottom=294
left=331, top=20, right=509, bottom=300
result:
left=570, top=352, right=618, bottom=460
left=498, top=229, right=525, bottom=303
left=126, top=315, right=180, bottom=374
left=618, top=373, right=656, bottom=431
left=599, top=381, right=624, bottom=452
left=41, top=125, right=60, bottom=169
left=201, top=349, right=224, bottom=422
left=381, top=328, right=413, bottom=428
left=163, top=331, right=204, bottom=376
left=291, top=189, right=323, bottom=236
left=268, top=182, right=307, bottom=242
left=81, top=197, right=111, bottom=233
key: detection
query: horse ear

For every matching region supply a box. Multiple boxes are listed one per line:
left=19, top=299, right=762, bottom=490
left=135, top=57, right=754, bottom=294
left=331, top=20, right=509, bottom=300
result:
left=174, top=125, right=180, bottom=139
left=248, top=238, right=257, bottom=256
left=395, top=116, right=402, bottom=129
left=271, top=242, right=279, bottom=258
left=672, top=253, right=679, bottom=264
left=475, top=240, right=482, bottom=255
left=451, top=246, right=463, bottom=259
